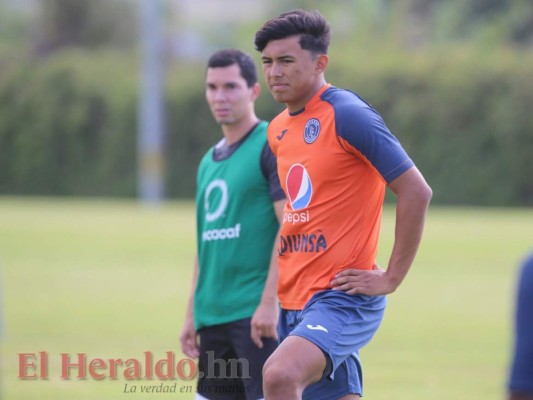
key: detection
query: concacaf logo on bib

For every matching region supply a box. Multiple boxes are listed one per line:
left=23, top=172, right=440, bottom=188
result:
left=203, top=179, right=241, bottom=242
left=204, top=179, right=228, bottom=222
left=303, top=118, right=320, bottom=144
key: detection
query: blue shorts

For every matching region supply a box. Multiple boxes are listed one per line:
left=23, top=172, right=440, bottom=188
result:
left=278, top=290, right=386, bottom=400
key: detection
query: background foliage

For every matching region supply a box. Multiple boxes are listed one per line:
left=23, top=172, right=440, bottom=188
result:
left=0, top=0, right=532, bottom=205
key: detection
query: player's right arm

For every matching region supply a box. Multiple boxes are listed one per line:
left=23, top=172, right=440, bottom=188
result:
left=251, top=199, right=284, bottom=348
left=179, top=255, right=200, bottom=358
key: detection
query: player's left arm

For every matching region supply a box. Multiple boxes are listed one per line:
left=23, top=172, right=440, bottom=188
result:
left=331, top=166, right=432, bottom=295
left=382, top=166, right=432, bottom=291
left=251, top=199, right=284, bottom=348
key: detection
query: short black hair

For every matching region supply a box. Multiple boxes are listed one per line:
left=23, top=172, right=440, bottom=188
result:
left=206, top=49, right=257, bottom=87
left=254, top=9, right=331, bottom=55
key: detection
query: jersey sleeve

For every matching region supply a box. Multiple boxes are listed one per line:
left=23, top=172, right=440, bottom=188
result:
left=326, top=89, right=414, bottom=183
left=260, top=142, right=286, bottom=202
left=509, top=253, right=533, bottom=393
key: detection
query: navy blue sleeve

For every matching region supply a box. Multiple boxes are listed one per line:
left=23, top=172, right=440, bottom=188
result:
left=323, top=88, right=414, bottom=183
left=260, top=142, right=286, bottom=202
left=509, top=252, right=533, bottom=394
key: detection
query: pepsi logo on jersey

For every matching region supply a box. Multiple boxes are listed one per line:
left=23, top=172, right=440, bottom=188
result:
left=283, top=163, right=312, bottom=224
left=280, top=163, right=329, bottom=254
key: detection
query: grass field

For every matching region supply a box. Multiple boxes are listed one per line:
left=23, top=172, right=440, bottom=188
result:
left=0, top=196, right=531, bottom=400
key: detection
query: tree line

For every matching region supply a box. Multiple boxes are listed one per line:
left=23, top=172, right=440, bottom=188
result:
left=0, top=0, right=532, bottom=205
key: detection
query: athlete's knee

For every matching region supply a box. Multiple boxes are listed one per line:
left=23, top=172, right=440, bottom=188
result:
left=262, top=360, right=302, bottom=397
left=262, top=361, right=292, bottom=388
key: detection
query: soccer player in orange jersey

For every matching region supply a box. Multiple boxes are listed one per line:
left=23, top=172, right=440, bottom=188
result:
left=254, top=10, right=432, bottom=400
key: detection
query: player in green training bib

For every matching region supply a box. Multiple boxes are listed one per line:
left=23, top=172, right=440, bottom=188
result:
left=180, top=49, right=285, bottom=400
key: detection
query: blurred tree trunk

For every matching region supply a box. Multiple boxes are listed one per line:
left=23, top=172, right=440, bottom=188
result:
left=32, top=0, right=136, bottom=56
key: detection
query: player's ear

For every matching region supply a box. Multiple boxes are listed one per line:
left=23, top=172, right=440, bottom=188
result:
left=250, top=82, right=261, bottom=101
left=315, top=54, right=329, bottom=75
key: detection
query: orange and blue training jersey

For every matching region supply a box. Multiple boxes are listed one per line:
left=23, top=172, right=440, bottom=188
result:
left=268, top=84, right=414, bottom=310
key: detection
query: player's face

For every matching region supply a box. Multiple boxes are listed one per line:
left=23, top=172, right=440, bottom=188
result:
left=261, top=35, right=327, bottom=113
left=205, top=64, right=257, bottom=126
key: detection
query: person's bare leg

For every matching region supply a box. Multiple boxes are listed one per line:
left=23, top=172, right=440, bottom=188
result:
left=262, top=335, right=361, bottom=399
left=262, top=335, right=325, bottom=399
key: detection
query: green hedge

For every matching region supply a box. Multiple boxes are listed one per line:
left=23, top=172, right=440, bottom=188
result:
left=1, top=46, right=532, bottom=206
left=0, top=51, right=138, bottom=196
left=331, top=46, right=533, bottom=206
